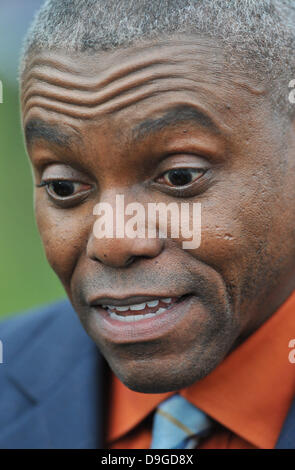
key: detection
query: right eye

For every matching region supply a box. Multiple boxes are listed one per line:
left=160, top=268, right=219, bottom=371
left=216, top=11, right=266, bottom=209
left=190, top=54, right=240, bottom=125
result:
left=37, top=179, right=92, bottom=203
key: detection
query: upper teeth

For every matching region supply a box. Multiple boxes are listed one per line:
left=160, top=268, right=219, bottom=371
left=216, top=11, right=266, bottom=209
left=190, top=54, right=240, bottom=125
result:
left=102, top=298, right=173, bottom=312
left=109, top=308, right=167, bottom=322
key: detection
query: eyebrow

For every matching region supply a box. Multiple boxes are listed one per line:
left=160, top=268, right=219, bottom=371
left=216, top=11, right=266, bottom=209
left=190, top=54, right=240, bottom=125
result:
left=132, top=105, right=220, bottom=141
left=25, top=119, right=80, bottom=147
left=25, top=105, right=219, bottom=148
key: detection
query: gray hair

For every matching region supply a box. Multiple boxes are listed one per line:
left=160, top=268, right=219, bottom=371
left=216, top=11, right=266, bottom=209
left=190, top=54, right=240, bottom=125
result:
left=20, top=0, right=295, bottom=117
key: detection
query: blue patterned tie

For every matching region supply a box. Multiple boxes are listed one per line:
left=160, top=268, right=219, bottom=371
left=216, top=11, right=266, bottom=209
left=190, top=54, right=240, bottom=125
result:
left=150, top=395, right=213, bottom=449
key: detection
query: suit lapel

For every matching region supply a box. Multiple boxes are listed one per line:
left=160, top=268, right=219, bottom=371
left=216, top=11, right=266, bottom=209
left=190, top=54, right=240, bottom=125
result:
left=0, top=406, right=51, bottom=449
left=275, top=398, right=295, bottom=449
left=0, top=301, right=105, bottom=448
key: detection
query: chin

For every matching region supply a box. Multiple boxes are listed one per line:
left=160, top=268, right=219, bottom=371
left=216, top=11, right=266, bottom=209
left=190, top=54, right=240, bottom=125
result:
left=104, top=352, right=222, bottom=394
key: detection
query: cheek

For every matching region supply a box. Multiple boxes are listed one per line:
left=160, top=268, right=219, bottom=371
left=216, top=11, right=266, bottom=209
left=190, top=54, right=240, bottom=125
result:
left=185, top=180, right=274, bottom=289
left=190, top=204, right=246, bottom=290
left=35, top=199, right=92, bottom=287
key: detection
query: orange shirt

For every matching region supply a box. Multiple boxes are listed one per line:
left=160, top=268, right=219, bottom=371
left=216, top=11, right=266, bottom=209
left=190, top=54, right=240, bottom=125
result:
left=106, top=291, right=295, bottom=449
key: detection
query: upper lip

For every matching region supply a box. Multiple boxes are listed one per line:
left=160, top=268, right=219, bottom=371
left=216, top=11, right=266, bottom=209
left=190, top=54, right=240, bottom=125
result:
left=89, top=294, right=185, bottom=307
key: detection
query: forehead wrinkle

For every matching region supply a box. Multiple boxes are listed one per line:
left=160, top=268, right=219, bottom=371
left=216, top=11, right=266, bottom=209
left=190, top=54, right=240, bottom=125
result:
left=23, top=77, right=217, bottom=120
left=22, top=60, right=265, bottom=113
left=22, top=67, right=192, bottom=109
left=22, top=40, right=220, bottom=90
left=22, top=58, right=175, bottom=96
left=22, top=48, right=199, bottom=98
left=21, top=51, right=214, bottom=108
left=24, top=96, right=232, bottom=145
left=22, top=44, right=265, bottom=128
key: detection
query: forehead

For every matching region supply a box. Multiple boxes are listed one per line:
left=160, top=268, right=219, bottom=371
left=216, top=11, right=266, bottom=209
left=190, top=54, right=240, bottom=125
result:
left=21, top=36, right=267, bottom=141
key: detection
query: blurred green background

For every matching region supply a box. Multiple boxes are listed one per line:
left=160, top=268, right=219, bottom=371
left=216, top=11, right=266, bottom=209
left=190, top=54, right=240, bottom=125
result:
left=0, top=0, right=66, bottom=319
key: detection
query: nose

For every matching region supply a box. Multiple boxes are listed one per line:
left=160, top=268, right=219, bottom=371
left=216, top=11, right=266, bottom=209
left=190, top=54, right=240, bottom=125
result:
left=87, top=232, right=164, bottom=268
left=86, top=194, right=164, bottom=268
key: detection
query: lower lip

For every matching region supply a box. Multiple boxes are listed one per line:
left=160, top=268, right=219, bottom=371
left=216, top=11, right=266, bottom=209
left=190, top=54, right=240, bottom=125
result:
left=91, top=295, right=196, bottom=344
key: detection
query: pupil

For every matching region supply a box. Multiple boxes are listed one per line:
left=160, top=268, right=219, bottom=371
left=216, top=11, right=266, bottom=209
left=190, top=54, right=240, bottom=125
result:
left=52, top=181, right=74, bottom=197
left=168, top=169, right=192, bottom=186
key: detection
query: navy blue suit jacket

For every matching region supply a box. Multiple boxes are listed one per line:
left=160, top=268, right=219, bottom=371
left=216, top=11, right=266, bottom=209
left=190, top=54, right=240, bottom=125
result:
left=0, top=300, right=294, bottom=449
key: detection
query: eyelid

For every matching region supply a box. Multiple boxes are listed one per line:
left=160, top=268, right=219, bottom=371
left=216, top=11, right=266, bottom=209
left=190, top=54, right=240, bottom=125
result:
left=155, top=153, right=211, bottom=173
left=36, top=177, right=87, bottom=185
left=36, top=178, right=92, bottom=189
left=40, top=162, right=94, bottom=183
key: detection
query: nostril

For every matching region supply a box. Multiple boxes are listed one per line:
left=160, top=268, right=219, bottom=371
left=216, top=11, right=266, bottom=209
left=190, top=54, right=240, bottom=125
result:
left=87, top=234, right=164, bottom=267
left=125, top=256, right=136, bottom=267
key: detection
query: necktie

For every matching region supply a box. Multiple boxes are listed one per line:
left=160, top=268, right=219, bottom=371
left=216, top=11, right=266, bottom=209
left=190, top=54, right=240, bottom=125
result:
left=150, top=395, right=213, bottom=449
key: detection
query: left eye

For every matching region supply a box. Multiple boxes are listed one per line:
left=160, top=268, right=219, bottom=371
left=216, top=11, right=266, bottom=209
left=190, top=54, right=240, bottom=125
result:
left=159, top=168, right=205, bottom=187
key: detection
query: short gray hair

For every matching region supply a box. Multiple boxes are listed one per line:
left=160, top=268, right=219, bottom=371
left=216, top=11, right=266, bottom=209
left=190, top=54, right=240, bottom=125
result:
left=20, top=0, right=295, bottom=117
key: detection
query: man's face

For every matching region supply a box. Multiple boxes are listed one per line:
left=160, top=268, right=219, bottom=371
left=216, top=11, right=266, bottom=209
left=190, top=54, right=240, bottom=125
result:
left=21, top=37, right=295, bottom=393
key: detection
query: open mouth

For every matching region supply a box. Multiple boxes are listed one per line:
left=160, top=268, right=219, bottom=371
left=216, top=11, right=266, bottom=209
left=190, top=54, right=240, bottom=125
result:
left=100, top=295, right=190, bottom=322
left=90, top=293, right=196, bottom=344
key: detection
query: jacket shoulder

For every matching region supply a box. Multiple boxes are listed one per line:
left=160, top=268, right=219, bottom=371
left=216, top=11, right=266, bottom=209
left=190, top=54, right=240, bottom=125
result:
left=0, top=300, right=103, bottom=448
left=0, top=300, right=72, bottom=359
